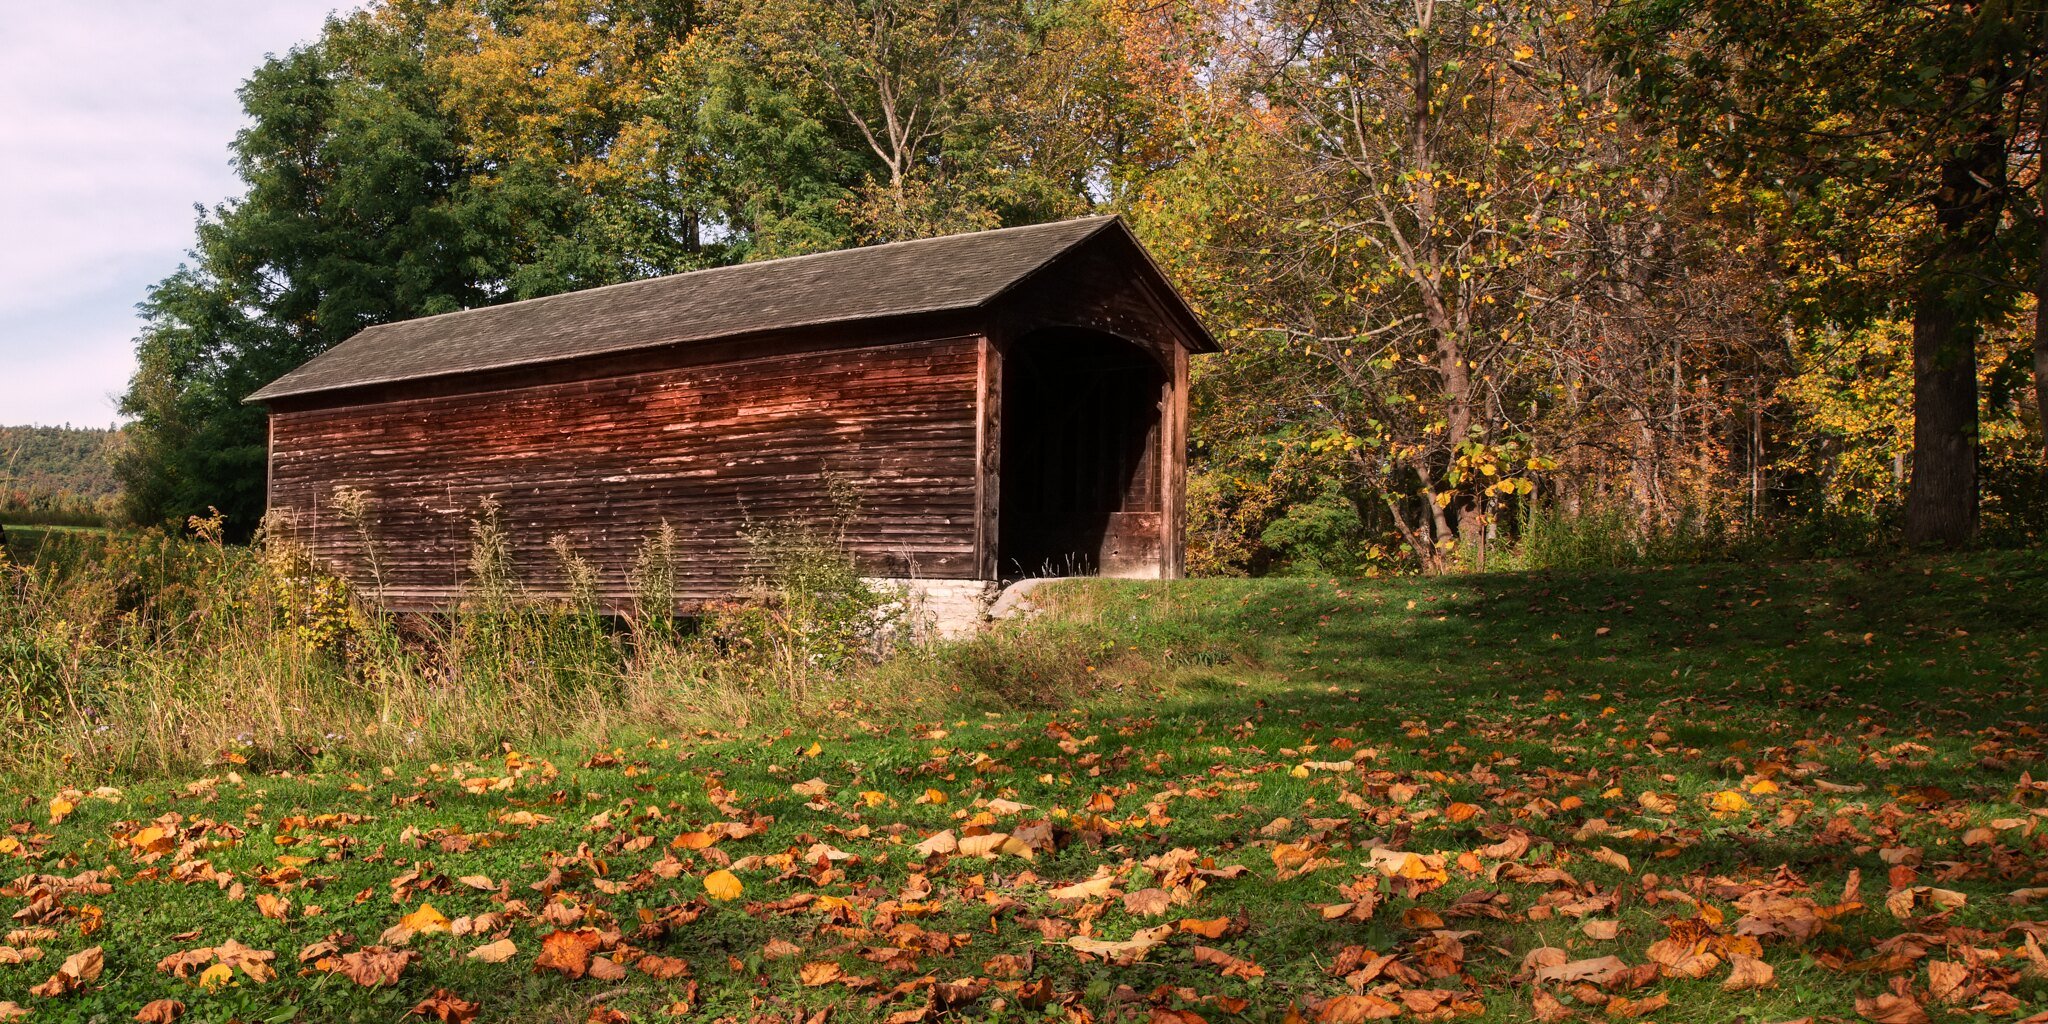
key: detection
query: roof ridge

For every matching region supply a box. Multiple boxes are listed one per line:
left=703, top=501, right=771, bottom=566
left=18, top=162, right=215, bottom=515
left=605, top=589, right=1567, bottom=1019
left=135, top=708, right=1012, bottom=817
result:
left=248, top=214, right=1152, bottom=403
left=347, top=215, right=1119, bottom=338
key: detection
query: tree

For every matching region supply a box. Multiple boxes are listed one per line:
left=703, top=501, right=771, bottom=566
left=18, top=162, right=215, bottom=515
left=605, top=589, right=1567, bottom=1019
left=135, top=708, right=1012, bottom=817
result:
left=1606, top=0, right=2040, bottom=546
left=118, top=3, right=676, bottom=532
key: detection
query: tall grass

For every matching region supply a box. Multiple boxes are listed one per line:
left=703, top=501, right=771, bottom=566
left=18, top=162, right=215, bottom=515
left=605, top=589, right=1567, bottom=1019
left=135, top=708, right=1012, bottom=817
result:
left=1508, top=498, right=1750, bottom=571
left=0, top=502, right=1190, bottom=784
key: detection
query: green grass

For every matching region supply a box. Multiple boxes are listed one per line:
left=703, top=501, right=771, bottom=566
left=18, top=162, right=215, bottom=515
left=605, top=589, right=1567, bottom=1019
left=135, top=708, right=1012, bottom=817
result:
left=3, top=549, right=2045, bottom=1022
left=1, top=523, right=112, bottom=563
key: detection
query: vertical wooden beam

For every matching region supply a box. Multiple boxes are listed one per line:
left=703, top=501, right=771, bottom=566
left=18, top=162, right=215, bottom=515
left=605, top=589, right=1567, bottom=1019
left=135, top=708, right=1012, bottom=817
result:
left=1163, top=345, right=1189, bottom=579
left=265, top=414, right=275, bottom=524
left=974, top=335, right=1002, bottom=581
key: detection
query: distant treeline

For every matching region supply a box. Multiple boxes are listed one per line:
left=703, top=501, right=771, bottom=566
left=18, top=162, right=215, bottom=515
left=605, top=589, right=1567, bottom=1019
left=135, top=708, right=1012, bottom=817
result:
left=1, top=424, right=124, bottom=525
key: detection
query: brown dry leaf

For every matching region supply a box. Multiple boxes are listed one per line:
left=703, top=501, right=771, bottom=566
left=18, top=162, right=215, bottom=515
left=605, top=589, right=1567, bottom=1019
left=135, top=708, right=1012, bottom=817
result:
left=457, top=875, right=496, bottom=890
left=332, top=947, right=415, bottom=988
left=0, top=1004, right=23, bottom=1022
left=1177, top=917, right=1232, bottom=939
left=1885, top=886, right=1967, bottom=920
left=1855, top=993, right=1931, bottom=1024
left=763, top=938, right=804, bottom=960
left=1605, top=992, right=1670, bottom=1019
left=1530, top=989, right=1574, bottom=1022
left=1926, top=961, right=1970, bottom=1004
left=1534, top=955, right=1629, bottom=986
left=1723, top=954, right=1775, bottom=992
left=913, top=830, right=958, bottom=857
left=468, top=939, right=517, bottom=963
left=255, top=894, right=291, bottom=921
left=534, top=929, right=603, bottom=978
left=135, top=999, right=186, bottom=1023
left=1368, top=848, right=1448, bottom=885
left=799, top=961, right=847, bottom=987
left=1581, top=920, right=1620, bottom=940
left=1646, top=937, right=1721, bottom=979
left=1591, top=847, right=1631, bottom=873
left=957, top=832, right=1032, bottom=859
left=1067, top=924, right=1174, bottom=962
left=1121, top=888, right=1174, bottom=916
left=1193, top=945, right=1265, bottom=979
left=29, top=944, right=103, bottom=997
left=410, top=989, right=480, bottom=1024
left=1049, top=874, right=1117, bottom=900
left=637, top=954, right=690, bottom=979
left=1315, top=994, right=1402, bottom=1022
left=588, top=956, right=627, bottom=982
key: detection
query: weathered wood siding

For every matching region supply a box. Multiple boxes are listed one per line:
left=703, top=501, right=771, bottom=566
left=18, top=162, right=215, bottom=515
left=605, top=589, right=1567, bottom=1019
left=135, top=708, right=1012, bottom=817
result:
left=268, top=336, right=983, bottom=610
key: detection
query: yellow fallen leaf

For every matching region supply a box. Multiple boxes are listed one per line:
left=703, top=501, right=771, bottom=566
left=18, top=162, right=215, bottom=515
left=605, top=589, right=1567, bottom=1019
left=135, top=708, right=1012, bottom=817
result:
left=703, top=869, right=743, bottom=901
left=399, top=903, right=451, bottom=935
left=1709, top=790, right=1752, bottom=815
left=49, top=797, right=75, bottom=825
left=197, top=962, right=235, bottom=993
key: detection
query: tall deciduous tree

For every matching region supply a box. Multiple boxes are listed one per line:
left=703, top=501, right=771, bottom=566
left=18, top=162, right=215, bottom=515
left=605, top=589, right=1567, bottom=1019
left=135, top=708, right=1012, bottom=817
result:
left=1606, top=0, right=2040, bottom=546
left=119, top=5, right=643, bottom=531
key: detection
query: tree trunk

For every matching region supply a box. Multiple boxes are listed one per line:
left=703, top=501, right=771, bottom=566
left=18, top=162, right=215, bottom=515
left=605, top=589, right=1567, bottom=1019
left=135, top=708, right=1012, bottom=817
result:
left=1903, top=149, right=1998, bottom=547
left=1903, top=283, right=1979, bottom=545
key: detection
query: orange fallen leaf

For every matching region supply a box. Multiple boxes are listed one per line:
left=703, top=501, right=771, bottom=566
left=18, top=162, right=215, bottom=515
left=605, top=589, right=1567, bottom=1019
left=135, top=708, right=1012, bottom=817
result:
left=410, top=989, right=480, bottom=1024
left=534, top=929, right=604, bottom=978
left=135, top=999, right=185, bottom=1023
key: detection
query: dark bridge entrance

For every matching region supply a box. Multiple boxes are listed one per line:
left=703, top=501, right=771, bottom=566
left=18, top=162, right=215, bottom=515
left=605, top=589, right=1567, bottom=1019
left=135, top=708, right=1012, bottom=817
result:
left=997, top=329, right=1166, bottom=579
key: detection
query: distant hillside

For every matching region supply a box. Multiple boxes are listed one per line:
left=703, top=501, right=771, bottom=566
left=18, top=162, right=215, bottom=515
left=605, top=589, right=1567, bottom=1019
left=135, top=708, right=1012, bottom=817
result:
left=1, top=424, right=124, bottom=523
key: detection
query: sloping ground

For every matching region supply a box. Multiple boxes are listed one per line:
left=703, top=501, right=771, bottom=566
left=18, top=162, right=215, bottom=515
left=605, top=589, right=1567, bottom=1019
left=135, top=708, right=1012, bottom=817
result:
left=3, top=550, right=2046, bottom=1023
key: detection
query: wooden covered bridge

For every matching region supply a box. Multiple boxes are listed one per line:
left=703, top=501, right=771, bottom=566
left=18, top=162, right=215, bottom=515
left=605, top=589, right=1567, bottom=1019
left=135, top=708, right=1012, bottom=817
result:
left=249, top=216, right=1216, bottom=624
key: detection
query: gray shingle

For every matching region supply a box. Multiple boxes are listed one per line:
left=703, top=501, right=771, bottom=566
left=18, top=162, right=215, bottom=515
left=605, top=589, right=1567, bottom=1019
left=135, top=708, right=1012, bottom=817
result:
left=250, top=216, right=1122, bottom=403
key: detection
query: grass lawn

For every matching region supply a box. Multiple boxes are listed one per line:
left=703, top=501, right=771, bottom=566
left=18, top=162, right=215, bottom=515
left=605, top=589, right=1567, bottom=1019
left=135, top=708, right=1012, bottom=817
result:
left=3, top=549, right=2046, bottom=1023
left=1, top=524, right=113, bottom=565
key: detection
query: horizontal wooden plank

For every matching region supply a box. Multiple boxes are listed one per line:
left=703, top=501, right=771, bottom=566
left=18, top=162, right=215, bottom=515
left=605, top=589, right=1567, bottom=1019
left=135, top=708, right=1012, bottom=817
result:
left=269, top=337, right=987, bottom=605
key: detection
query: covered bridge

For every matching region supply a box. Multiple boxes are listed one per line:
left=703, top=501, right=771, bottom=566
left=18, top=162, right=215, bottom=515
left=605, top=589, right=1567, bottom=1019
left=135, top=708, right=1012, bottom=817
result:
left=249, top=216, right=1216, bottom=620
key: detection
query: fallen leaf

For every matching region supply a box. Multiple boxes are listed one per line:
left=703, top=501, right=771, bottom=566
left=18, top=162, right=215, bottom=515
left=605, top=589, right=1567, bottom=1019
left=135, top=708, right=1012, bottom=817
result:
left=410, top=989, right=480, bottom=1024
left=468, top=939, right=517, bottom=963
left=703, top=869, right=743, bottom=901
left=135, top=999, right=185, bottom=1023
left=1723, top=954, right=1775, bottom=992
left=1856, top=993, right=1931, bottom=1024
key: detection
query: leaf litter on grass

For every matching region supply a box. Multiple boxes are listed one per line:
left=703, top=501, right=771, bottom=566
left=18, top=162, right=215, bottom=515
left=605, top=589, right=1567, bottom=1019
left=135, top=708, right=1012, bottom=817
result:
left=2, top=553, right=2047, bottom=1022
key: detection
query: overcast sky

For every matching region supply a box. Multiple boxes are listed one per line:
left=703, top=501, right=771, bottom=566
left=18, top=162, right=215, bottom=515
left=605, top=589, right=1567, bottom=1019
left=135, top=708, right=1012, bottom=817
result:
left=0, top=1, right=348, bottom=427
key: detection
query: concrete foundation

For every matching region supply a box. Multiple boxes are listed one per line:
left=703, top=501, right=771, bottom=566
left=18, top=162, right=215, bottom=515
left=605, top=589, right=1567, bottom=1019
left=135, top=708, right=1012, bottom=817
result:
left=864, top=578, right=1001, bottom=641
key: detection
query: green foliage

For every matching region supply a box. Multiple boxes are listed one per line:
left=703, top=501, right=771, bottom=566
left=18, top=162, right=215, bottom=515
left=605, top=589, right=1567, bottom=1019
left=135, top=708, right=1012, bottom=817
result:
left=0, top=424, right=124, bottom=525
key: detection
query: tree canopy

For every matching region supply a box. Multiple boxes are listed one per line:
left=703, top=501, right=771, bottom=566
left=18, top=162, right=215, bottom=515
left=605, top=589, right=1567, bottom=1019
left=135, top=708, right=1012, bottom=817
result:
left=119, top=0, right=2047, bottom=562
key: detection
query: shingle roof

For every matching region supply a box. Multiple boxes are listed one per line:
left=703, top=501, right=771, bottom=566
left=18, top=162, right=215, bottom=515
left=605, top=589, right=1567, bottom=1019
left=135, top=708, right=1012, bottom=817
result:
left=249, top=215, right=1172, bottom=403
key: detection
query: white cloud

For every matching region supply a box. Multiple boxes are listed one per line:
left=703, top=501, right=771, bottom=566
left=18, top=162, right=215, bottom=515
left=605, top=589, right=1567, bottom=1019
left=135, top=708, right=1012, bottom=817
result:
left=0, top=0, right=347, bottom=425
